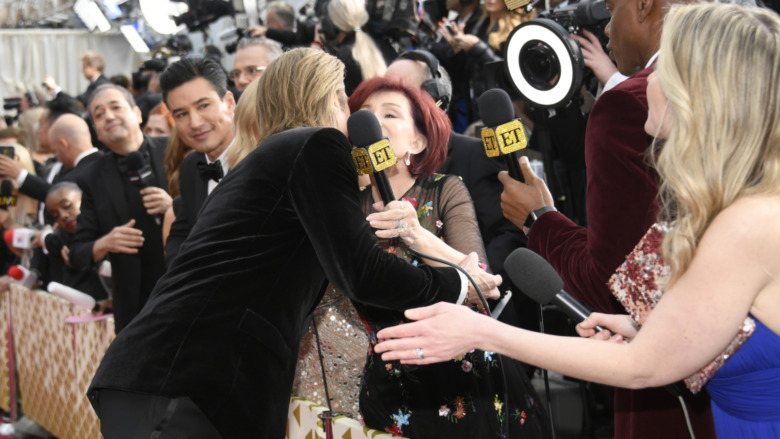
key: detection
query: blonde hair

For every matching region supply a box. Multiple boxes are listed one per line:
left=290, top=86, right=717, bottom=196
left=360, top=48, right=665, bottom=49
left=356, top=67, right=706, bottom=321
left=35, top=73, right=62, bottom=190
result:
left=81, top=51, right=105, bottom=72
left=228, top=78, right=261, bottom=168
left=327, top=0, right=387, bottom=80
left=654, top=3, right=780, bottom=283
left=255, top=48, right=346, bottom=144
left=487, top=9, right=536, bottom=52
left=16, top=107, right=45, bottom=151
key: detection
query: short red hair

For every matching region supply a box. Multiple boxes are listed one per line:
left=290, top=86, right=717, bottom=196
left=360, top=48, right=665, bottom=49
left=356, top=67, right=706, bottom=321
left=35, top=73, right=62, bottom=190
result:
left=349, top=77, right=451, bottom=178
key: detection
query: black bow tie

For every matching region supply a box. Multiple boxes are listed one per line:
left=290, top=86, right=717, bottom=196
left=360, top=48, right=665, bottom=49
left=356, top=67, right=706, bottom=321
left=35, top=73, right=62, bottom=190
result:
left=197, top=159, right=224, bottom=183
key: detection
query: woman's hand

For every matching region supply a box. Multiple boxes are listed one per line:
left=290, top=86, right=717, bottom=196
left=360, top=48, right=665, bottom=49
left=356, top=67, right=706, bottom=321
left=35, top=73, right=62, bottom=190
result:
left=458, top=252, right=501, bottom=302
left=375, top=302, right=489, bottom=364
left=367, top=200, right=423, bottom=247
left=576, top=312, right=639, bottom=343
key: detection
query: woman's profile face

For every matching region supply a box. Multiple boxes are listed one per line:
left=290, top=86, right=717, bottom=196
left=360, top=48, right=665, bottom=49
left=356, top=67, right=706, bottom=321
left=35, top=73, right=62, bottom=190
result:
left=645, top=71, right=672, bottom=139
left=360, top=91, right=426, bottom=168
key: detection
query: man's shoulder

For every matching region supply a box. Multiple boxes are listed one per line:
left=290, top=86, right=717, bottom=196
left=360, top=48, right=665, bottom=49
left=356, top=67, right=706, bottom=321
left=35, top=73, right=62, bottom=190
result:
left=609, top=66, right=653, bottom=97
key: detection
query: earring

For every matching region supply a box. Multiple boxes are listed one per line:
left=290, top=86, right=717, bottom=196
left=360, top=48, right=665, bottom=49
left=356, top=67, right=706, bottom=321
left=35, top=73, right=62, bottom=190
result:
left=405, top=151, right=412, bottom=166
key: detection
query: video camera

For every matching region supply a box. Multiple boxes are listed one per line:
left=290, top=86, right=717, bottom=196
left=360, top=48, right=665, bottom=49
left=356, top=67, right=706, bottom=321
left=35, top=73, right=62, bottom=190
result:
left=501, top=0, right=610, bottom=108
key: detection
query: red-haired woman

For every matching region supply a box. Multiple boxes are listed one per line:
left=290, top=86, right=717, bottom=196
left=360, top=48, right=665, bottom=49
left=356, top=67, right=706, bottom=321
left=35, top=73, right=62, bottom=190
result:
left=293, top=77, right=549, bottom=438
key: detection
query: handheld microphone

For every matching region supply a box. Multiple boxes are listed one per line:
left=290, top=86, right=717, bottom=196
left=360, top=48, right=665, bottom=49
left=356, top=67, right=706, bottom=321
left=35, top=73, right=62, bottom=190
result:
left=126, top=151, right=162, bottom=225
left=504, top=248, right=606, bottom=331
left=4, top=228, right=36, bottom=249
left=348, top=110, right=397, bottom=205
left=505, top=247, right=687, bottom=399
left=0, top=179, right=17, bottom=210
left=478, top=89, right=528, bottom=183
left=8, top=265, right=38, bottom=289
left=47, top=281, right=99, bottom=311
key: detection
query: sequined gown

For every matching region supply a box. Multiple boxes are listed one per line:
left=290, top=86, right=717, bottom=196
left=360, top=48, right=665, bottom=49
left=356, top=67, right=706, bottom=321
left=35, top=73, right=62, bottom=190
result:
left=610, top=223, right=780, bottom=437
left=295, top=174, right=549, bottom=438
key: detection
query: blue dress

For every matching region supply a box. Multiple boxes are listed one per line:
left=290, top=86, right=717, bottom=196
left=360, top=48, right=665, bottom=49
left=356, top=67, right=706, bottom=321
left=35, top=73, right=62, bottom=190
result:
left=706, top=317, right=780, bottom=437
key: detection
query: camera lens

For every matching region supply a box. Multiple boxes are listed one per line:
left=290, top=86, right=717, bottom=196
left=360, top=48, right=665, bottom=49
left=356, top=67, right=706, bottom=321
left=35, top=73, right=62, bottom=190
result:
left=519, top=41, right=561, bottom=91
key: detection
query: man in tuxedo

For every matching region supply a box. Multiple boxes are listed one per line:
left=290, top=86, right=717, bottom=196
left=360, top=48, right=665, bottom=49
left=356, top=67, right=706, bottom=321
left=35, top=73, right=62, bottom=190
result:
left=77, top=51, right=111, bottom=108
left=70, top=84, right=172, bottom=333
left=498, top=0, right=716, bottom=437
left=159, top=57, right=237, bottom=266
left=88, top=48, right=499, bottom=439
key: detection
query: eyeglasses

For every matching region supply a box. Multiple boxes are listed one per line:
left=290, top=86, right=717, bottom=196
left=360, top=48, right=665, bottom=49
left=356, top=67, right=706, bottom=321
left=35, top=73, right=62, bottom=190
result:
left=228, top=66, right=266, bottom=81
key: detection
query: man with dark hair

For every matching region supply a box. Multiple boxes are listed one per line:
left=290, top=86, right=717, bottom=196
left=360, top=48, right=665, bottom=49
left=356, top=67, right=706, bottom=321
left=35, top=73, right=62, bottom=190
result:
left=498, top=0, right=717, bottom=437
left=159, top=57, right=237, bottom=265
left=70, top=84, right=171, bottom=333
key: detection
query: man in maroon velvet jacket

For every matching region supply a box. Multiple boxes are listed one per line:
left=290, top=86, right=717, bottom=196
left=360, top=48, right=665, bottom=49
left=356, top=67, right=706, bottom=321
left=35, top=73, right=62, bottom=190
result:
left=498, top=0, right=717, bottom=437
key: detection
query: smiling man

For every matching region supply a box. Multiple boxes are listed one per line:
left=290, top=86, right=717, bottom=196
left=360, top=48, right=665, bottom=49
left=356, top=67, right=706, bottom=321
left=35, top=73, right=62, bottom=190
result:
left=69, top=84, right=171, bottom=333
left=159, top=57, right=238, bottom=266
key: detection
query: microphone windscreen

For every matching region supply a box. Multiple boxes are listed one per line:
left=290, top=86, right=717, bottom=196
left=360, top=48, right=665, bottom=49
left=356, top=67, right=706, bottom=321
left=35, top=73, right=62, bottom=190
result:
left=126, top=151, right=145, bottom=172
left=504, top=248, right=564, bottom=305
left=3, top=229, right=12, bottom=245
left=348, top=110, right=383, bottom=147
left=478, top=88, right=515, bottom=128
left=0, top=179, right=13, bottom=197
left=47, top=281, right=97, bottom=310
left=8, top=265, right=24, bottom=281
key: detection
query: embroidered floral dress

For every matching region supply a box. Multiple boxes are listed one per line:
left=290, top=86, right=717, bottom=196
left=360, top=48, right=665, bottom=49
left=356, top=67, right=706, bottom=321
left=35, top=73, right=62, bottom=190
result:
left=355, top=174, right=549, bottom=439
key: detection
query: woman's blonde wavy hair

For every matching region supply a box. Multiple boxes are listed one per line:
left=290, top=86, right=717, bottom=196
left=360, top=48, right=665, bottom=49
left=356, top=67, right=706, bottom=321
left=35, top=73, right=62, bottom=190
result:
left=254, top=48, right=347, bottom=145
left=227, top=78, right=261, bottom=168
left=653, top=3, right=780, bottom=283
left=486, top=8, right=536, bottom=52
left=327, top=0, right=387, bottom=80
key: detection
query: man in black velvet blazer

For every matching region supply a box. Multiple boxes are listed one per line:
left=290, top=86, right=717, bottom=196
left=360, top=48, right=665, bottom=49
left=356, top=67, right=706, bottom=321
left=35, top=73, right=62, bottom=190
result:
left=88, top=48, right=498, bottom=439
left=70, top=84, right=172, bottom=333
left=159, top=57, right=237, bottom=267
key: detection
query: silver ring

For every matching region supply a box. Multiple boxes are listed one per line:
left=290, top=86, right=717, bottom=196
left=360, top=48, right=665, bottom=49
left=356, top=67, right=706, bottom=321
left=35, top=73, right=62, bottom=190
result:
left=416, top=347, right=424, bottom=359
left=398, top=220, right=409, bottom=234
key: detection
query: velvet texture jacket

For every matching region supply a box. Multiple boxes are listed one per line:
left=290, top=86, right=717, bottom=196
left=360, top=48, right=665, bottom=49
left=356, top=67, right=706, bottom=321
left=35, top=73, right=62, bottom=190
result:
left=88, top=127, right=463, bottom=438
left=527, top=66, right=716, bottom=439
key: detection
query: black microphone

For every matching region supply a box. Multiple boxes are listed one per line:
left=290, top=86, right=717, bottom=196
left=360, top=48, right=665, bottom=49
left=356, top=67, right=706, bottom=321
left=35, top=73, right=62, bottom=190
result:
left=0, top=179, right=15, bottom=210
left=126, top=151, right=162, bottom=225
left=478, top=88, right=528, bottom=183
left=504, top=248, right=606, bottom=331
left=505, top=248, right=687, bottom=399
left=347, top=110, right=397, bottom=205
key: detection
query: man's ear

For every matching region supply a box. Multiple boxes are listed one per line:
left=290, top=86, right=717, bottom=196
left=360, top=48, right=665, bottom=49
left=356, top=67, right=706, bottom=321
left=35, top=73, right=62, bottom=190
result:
left=224, top=91, right=236, bottom=114
left=638, top=0, right=655, bottom=22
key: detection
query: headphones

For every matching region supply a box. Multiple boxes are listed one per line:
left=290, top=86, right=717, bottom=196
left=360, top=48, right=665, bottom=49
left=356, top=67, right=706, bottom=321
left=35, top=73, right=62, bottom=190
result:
left=397, top=50, right=451, bottom=112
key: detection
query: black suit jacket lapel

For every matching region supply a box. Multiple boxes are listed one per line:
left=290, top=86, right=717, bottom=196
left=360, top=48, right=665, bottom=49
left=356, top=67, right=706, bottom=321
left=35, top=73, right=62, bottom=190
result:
left=102, top=154, right=130, bottom=221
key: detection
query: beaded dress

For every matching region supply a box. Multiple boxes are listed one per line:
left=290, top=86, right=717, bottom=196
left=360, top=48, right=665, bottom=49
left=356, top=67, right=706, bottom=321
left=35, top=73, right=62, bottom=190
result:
left=294, top=174, right=550, bottom=438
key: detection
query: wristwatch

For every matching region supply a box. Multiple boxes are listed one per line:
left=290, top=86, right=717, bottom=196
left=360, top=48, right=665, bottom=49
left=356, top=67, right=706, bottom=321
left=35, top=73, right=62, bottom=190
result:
left=524, top=205, right=557, bottom=229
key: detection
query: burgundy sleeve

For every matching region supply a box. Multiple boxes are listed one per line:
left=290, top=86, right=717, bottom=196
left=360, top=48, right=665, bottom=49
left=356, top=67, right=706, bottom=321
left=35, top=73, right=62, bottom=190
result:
left=527, top=83, right=659, bottom=313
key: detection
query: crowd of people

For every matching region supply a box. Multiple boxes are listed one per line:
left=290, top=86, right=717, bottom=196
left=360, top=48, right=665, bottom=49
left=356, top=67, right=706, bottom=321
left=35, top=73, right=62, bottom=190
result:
left=0, top=0, right=777, bottom=437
